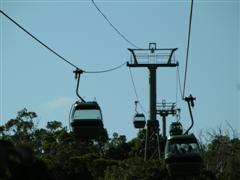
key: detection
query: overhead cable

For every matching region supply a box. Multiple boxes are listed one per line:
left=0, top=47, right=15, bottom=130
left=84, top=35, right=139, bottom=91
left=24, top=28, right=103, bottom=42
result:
left=129, top=68, right=147, bottom=113
left=0, top=10, right=78, bottom=70
left=177, top=66, right=184, bottom=99
left=91, top=0, right=140, bottom=49
left=175, top=68, right=178, bottom=106
left=182, top=0, right=194, bottom=98
left=0, top=9, right=126, bottom=74
left=85, top=61, right=126, bottom=73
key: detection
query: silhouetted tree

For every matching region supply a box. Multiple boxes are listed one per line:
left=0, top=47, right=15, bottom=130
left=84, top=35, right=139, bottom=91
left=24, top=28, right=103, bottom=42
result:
left=204, top=134, right=240, bottom=179
left=1, top=109, right=239, bottom=180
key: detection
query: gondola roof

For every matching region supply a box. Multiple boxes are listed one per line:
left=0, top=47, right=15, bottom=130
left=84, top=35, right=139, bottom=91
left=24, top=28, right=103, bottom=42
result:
left=74, top=101, right=100, bottom=109
left=167, top=134, right=198, bottom=142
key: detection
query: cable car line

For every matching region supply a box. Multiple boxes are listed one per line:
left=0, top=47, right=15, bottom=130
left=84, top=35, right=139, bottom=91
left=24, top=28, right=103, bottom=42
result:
left=182, top=0, right=194, bottom=98
left=128, top=68, right=147, bottom=113
left=175, top=68, right=179, bottom=106
left=0, top=9, right=79, bottom=70
left=177, top=66, right=184, bottom=99
left=0, top=9, right=126, bottom=75
left=84, top=61, right=127, bottom=74
left=90, top=0, right=140, bottom=49
left=2, top=1, right=200, bottom=147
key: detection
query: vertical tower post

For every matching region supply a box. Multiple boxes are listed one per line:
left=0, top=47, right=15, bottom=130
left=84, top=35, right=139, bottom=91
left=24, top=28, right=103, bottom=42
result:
left=162, top=115, right=166, bottom=138
left=144, top=66, right=160, bottom=160
left=149, top=67, right=157, bottom=122
left=127, top=43, right=178, bottom=160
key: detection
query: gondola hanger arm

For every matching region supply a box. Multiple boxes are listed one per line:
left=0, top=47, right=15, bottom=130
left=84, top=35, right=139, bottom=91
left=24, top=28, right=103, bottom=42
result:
left=73, top=68, right=86, bottom=103
left=184, top=94, right=196, bottom=135
left=134, top=100, right=139, bottom=113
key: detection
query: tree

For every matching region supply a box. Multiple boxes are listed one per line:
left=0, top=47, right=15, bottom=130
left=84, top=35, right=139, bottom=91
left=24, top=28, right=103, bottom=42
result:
left=0, top=139, right=51, bottom=180
left=1, top=109, right=240, bottom=179
left=46, top=121, right=62, bottom=132
left=204, top=134, right=240, bottom=179
left=2, top=108, right=37, bottom=146
left=105, top=133, right=131, bottom=160
left=104, top=157, right=168, bottom=180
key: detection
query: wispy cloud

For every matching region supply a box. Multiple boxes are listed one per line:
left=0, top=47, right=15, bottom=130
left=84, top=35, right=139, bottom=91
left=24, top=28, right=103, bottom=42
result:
left=46, top=96, right=74, bottom=110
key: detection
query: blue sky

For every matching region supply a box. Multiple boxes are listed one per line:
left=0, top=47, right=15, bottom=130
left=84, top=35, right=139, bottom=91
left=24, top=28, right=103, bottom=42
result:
left=0, top=0, right=239, bottom=140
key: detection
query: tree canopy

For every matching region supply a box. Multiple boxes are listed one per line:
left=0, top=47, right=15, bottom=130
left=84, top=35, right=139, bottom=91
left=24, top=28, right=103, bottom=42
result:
left=0, top=108, right=239, bottom=180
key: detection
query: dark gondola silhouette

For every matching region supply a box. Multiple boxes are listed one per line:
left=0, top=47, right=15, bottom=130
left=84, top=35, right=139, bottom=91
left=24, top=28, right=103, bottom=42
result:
left=164, top=95, right=203, bottom=178
left=70, top=101, right=104, bottom=139
left=165, top=131, right=203, bottom=177
left=69, top=69, right=104, bottom=139
left=169, top=121, right=183, bottom=136
left=133, top=113, right=146, bottom=129
left=133, top=101, right=146, bottom=129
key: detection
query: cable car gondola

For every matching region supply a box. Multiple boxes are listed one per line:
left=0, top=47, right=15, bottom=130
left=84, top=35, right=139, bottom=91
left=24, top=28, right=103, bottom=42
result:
left=165, top=95, right=203, bottom=177
left=70, top=101, right=104, bottom=139
left=164, top=133, right=203, bottom=177
left=133, top=113, right=146, bottom=129
left=69, top=69, right=105, bottom=139
left=132, top=101, right=146, bottom=129
left=169, top=121, right=183, bottom=136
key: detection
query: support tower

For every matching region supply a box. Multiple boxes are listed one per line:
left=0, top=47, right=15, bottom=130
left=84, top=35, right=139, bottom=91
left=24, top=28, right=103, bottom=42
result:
left=127, top=43, right=178, bottom=160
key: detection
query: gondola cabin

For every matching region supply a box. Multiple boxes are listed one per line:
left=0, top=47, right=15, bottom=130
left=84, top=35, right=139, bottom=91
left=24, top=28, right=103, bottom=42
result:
left=133, top=113, right=146, bottom=129
left=70, top=101, right=104, bottom=139
left=164, top=134, right=203, bottom=177
left=169, top=122, right=183, bottom=136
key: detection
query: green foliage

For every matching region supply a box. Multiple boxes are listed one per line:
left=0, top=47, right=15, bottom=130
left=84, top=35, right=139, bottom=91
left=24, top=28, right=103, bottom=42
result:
left=204, top=135, right=240, bottom=180
left=2, top=109, right=36, bottom=147
left=46, top=121, right=62, bottom=132
left=1, top=108, right=240, bottom=180
left=104, top=157, right=168, bottom=180
left=0, top=139, right=51, bottom=180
